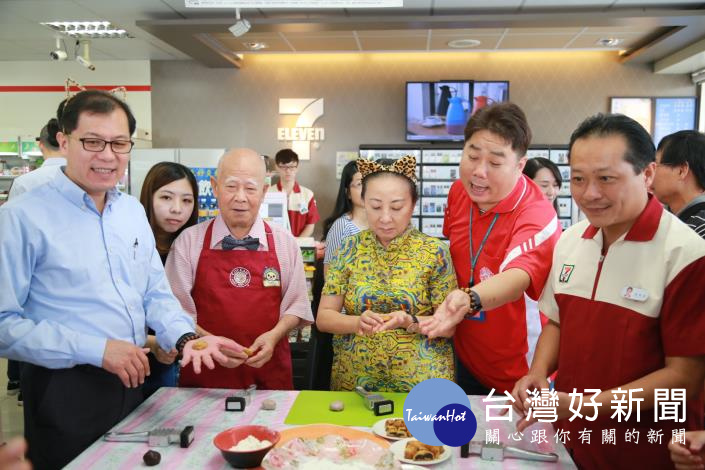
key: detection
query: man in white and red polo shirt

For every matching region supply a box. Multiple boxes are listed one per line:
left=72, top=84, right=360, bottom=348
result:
left=511, top=113, right=705, bottom=470
left=422, top=102, right=561, bottom=395
left=268, top=148, right=319, bottom=238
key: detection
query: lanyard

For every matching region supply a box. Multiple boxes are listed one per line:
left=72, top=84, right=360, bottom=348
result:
left=468, top=206, right=500, bottom=287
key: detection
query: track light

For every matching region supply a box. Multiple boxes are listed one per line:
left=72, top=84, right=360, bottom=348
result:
left=50, top=37, right=68, bottom=61
left=76, top=40, right=96, bottom=71
left=228, top=8, right=250, bottom=37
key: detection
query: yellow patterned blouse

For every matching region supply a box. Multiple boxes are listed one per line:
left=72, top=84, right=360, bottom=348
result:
left=322, top=228, right=457, bottom=392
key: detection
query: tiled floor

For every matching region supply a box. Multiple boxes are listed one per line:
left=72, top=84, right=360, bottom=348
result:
left=0, top=358, right=24, bottom=443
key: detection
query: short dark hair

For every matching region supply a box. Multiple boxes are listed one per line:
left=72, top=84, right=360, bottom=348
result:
left=39, top=118, right=61, bottom=150
left=568, top=113, right=654, bottom=174
left=464, top=102, right=532, bottom=157
left=361, top=158, right=418, bottom=204
left=275, top=148, right=299, bottom=166
left=59, top=90, right=136, bottom=136
left=657, top=130, right=705, bottom=191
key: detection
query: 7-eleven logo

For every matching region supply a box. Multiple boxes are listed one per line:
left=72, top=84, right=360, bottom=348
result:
left=559, top=264, right=575, bottom=283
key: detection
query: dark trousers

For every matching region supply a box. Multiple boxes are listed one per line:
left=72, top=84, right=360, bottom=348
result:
left=7, top=359, right=21, bottom=382
left=455, top=357, right=493, bottom=396
left=21, top=364, right=144, bottom=470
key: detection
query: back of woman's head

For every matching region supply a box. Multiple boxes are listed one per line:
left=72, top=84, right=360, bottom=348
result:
left=140, top=162, right=199, bottom=234
left=323, top=160, right=358, bottom=238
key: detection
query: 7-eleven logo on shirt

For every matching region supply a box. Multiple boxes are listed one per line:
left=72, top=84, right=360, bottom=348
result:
left=559, top=264, right=575, bottom=283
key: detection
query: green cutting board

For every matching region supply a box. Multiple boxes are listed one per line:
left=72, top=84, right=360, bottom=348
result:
left=285, top=391, right=407, bottom=427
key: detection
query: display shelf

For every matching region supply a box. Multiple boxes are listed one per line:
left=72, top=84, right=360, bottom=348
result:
left=360, top=143, right=582, bottom=236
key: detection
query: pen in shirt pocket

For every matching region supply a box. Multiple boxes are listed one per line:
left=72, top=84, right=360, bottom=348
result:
left=133, top=238, right=138, bottom=260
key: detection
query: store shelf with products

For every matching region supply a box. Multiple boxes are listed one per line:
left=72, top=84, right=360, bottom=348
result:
left=0, top=138, right=55, bottom=206
left=360, top=143, right=583, bottom=236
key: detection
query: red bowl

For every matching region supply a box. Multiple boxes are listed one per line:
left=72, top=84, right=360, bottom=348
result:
left=213, top=425, right=280, bottom=468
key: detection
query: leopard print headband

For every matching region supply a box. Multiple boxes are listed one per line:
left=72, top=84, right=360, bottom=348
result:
left=356, top=155, right=417, bottom=183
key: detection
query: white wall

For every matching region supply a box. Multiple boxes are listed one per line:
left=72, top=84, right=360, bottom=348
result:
left=0, top=60, right=151, bottom=142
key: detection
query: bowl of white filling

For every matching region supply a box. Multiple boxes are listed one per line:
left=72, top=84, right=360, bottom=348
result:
left=214, top=425, right=280, bottom=468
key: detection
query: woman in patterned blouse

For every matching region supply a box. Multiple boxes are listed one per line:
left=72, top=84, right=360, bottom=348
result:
left=316, top=156, right=457, bottom=392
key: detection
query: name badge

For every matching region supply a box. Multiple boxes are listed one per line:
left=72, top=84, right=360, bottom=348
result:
left=263, top=267, right=281, bottom=287
left=621, top=286, right=648, bottom=302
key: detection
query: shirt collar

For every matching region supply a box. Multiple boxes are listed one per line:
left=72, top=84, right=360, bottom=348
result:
left=371, top=226, right=413, bottom=252
left=52, top=167, right=121, bottom=212
left=677, top=193, right=705, bottom=217
left=582, top=193, right=663, bottom=242
left=42, top=157, right=67, bottom=167
left=212, top=215, right=267, bottom=250
left=276, top=181, right=301, bottom=193
left=477, top=175, right=528, bottom=215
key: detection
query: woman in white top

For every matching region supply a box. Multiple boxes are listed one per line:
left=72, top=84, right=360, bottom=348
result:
left=323, top=160, right=368, bottom=275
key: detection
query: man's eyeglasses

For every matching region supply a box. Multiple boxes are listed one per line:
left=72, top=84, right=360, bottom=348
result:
left=277, top=164, right=298, bottom=171
left=76, top=137, right=134, bottom=154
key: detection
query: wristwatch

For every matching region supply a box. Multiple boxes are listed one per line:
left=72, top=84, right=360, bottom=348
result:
left=461, top=288, right=483, bottom=320
left=176, top=332, right=200, bottom=355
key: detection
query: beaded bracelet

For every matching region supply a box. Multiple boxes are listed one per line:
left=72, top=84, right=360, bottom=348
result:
left=460, top=287, right=483, bottom=314
left=176, top=332, right=200, bottom=355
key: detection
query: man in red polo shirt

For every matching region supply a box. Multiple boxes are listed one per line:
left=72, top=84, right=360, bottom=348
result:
left=422, top=102, right=561, bottom=395
left=511, top=113, right=705, bottom=470
left=268, top=148, right=319, bottom=238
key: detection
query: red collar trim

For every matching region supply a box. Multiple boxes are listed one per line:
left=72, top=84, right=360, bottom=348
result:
left=480, top=175, right=527, bottom=214
left=581, top=194, right=663, bottom=241
left=277, top=181, right=301, bottom=193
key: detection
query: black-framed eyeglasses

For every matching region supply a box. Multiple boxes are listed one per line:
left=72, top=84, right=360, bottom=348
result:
left=77, top=137, right=134, bottom=154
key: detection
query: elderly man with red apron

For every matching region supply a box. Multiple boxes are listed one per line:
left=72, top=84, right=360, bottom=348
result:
left=166, top=148, right=314, bottom=390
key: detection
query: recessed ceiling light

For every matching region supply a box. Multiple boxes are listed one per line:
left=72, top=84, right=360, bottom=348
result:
left=596, top=37, right=622, bottom=47
left=244, top=41, right=268, bottom=51
left=447, top=39, right=481, bottom=49
left=41, top=21, right=132, bottom=39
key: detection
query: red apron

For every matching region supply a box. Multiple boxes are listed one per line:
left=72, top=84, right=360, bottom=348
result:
left=179, top=220, right=293, bottom=389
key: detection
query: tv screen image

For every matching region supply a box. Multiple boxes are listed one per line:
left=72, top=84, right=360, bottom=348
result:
left=471, top=81, right=509, bottom=116
left=406, top=81, right=472, bottom=142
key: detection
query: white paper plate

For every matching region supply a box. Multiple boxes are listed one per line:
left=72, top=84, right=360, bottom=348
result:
left=389, top=438, right=452, bottom=466
left=372, top=418, right=412, bottom=441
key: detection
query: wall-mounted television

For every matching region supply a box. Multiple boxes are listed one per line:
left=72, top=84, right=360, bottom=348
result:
left=653, top=97, right=697, bottom=145
left=472, top=81, right=510, bottom=116
left=406, top=80, right=510, bottom=142
left=406, top=81, right=472, bottom=142
left=610, top=96, right=697, bottom=145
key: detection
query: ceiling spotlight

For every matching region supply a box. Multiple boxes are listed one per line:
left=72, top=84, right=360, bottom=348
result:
left=596, top=37, right=622, bottom=47
left=244, top=41, right=268, bottom=51
left=447, top=39, right=482, bottom=49
left=229, top=8, right=251, bottom=37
